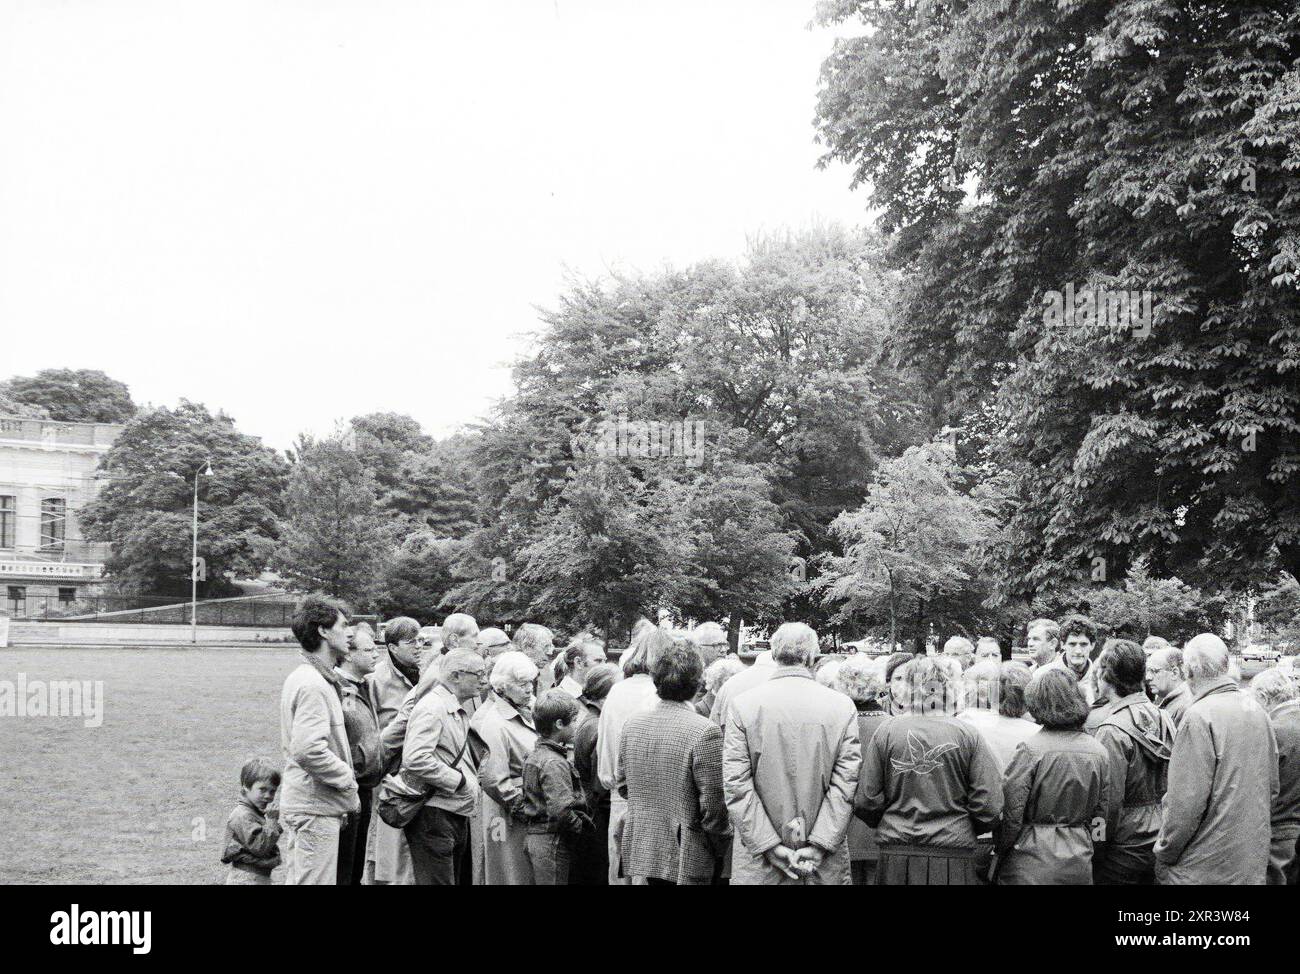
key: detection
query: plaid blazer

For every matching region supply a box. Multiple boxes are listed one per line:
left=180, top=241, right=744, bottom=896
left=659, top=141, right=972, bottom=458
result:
left=618, top=700, right=731, bottom=884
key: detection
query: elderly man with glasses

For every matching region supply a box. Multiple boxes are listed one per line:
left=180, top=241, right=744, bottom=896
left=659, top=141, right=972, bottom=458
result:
left=401, top=648, right=486, bottom=885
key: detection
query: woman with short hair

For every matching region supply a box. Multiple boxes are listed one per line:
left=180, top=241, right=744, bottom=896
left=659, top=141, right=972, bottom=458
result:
left=855, top=657, right=1004, bottom=885
left=698, top=656, right=744, bottom=718
left=619, top=639, right=730, bottom=884
left=597, top=626, right=674, bottom=884
left=995, top=668, right=1109, bottom=885
left=467, top=650, right=540, bottom=884
left=836, top=654, right=890, bottom=885
left=956, top=662, right=1038, bottom=774
left=882, top=653, right=914, bottom=715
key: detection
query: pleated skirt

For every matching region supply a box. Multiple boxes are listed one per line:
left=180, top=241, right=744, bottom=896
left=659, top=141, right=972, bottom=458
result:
left=875, top=844, right=980, bottom=886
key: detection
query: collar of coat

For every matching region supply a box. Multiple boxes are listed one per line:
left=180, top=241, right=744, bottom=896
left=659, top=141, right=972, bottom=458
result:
left=430, top=682, right=469, bottom=716
left=1270, top=698, right=1300, bottom=720
left=384, top=647, right=419, bottom=688
left=1190, top=675, right=1239, bottom=704
left=300, top=650, right=344, bottom=698
left=770, top=665, right=813, bottom=681
left=491, top=692, right=536, bottom=729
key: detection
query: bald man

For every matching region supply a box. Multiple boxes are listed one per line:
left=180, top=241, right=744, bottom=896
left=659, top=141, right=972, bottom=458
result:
left=1153, top=634, right=1279, bottom=885
left=1146, top=648, right=1190, bottom=727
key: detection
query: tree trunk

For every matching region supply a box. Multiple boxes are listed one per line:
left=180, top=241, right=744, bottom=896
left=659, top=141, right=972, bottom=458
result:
left=913, top=596, right=926, bottom=654
left=727, top=611, right=742, bottom=655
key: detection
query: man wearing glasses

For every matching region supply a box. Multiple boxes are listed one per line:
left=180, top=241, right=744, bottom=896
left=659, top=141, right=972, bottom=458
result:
left=401, top=649, right=487, bottom=885
left=1146, top=647, right=1191, bottom=728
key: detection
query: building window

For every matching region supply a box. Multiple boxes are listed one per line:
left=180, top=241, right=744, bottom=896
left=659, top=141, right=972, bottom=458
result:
left=7, top=585, right=25, bottom=604
left=0, top=495, right=13, bottom=549
left=58, top=587, right=77, bottom=604
left=40, top=497, right=66, bottom=552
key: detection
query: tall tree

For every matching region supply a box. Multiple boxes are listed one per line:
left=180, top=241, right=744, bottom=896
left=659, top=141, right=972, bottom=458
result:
left=452, top=226, right=930, bottom=631
left=675, top=462, right=798, bottom=650
left=816, top=442, right=993, bottom=649
left=373, top=531, right=460, bottom=624
left=460, top=460, right=696, bottom=637
left=79, top=402, right=288, bottom=596
left=275, top=431, right=392, bottom=605
left=2, top=369, right=136, bottom=423
left=815, top=0, right=1300, bottom=597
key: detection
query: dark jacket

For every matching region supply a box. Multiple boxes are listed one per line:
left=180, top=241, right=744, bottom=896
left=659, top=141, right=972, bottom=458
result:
left=618, top=699, right=730, bottom=884
left=855, top=714, right=1004, bottom=849
left=1269, top=699, right=1300, bottom=834
left=847, top=708, right=890, bottom=863
left=338, top=671, right=384, bottom=789
left=1153, top=678, right=1279, bottom=885
left=574, top=700, right=608, bottom=814
left=996, top=728, right=1109, bottom=885
left=520, top=739, right=591, bottom=836
left=220, top=798, right=282, bottom=873
left=1159, top=683, right=1192, bottom=728
left=1091, top=693, right=1174, bottom=884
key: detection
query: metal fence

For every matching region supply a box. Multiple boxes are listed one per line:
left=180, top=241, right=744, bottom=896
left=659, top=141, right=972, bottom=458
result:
left=3, top=594, right=296, bottom=627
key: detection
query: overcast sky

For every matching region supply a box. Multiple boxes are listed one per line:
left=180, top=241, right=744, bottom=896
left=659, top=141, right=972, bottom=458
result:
left=0, top=0, right=868, bottom=450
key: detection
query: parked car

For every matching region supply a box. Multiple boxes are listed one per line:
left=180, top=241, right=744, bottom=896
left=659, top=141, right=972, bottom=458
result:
left=1242, top=645, right=1280, bottom=663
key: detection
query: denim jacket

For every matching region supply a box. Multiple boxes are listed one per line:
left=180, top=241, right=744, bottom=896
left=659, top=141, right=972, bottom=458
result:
left=520, top=739, right=591, bottom=835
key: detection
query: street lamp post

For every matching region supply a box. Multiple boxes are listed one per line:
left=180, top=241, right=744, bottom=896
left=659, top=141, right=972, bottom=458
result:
left=191, top=461, right=212, bottom=644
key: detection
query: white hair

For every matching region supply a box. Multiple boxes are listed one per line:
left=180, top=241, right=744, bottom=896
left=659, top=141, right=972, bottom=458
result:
left=815, top=659, right=844, bottom=688
left=943, top=636, right=974, bottom=657
left=1251, top=668, right=1298, bottom=709
left=703, top=656, right=744, bottom=694
left=488, top=650, right=539, bottom=694
left=691, top=621, right=728, bottom=645
left=441, top=613, right=480, bottom=652
left=835, top=653, right=885, bottom=705
left=1183, top=633, right=1230, bottom=681
left=770, top=622, right=818, bottom=666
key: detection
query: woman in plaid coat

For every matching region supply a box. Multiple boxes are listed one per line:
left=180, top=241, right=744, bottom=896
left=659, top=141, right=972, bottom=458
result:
left=617, top=638, right=731, bottom=884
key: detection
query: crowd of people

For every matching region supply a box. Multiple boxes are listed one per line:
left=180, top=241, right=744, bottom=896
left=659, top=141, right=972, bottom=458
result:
left=219, top=600, right=1300, bottom=886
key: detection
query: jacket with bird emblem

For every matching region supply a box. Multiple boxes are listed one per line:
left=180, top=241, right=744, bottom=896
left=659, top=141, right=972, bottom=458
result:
left=855, top=715, right=1004, bottom=849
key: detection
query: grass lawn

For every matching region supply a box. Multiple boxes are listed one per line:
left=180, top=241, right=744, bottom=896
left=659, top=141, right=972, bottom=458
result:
left=0, top=646, right=299, bottom=884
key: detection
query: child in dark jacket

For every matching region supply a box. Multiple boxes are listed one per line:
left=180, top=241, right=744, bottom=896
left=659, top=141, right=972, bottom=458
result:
left=221, top=758, right=283, bottom=885
left=520, top=690, right=593, bottom=884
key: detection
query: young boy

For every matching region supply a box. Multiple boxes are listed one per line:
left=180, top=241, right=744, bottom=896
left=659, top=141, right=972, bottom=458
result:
left=519, top=689, right=593, bottom=884
left=221, top=758, right=283, bottom=885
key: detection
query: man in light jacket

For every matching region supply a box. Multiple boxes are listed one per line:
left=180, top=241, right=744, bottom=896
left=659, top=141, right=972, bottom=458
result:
left=723, top=622, right=861, bottom=885
left=1153, top=634, right=1279, bottom=885
left=279, top=595, right=361, bottom=885
left=401, top=648, right=485, bottom=885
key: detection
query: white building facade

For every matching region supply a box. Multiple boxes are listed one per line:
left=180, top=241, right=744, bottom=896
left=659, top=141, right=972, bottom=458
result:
left=0, top=415, right=122, bottom=616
